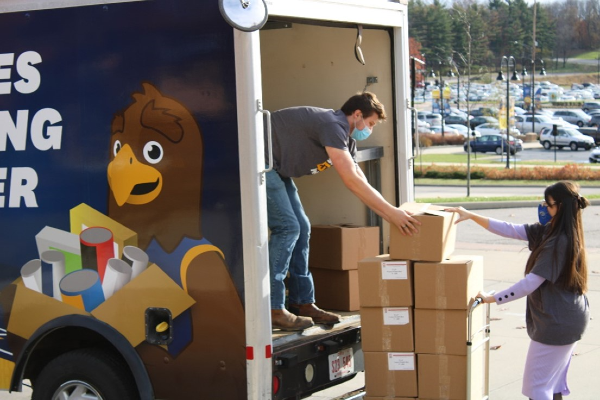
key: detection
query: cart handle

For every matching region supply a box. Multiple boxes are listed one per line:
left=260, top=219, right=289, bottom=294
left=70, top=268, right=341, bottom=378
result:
left=468, top=290, right=495, bottom=344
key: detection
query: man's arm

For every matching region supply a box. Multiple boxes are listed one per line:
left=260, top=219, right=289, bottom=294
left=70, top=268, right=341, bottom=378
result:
left=325, top=146, right=420, bottom=234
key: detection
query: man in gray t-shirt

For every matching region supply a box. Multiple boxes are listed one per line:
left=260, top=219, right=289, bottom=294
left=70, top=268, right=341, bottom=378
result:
left=265, top=92, right=420, bottom=331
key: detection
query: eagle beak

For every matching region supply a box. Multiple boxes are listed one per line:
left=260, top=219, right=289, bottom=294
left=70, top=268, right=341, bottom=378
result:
left=107, top=144, right=163, bottom=206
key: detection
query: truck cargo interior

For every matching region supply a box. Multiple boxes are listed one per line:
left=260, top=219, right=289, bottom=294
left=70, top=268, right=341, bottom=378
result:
left=260, top=21, right=397, bottom=253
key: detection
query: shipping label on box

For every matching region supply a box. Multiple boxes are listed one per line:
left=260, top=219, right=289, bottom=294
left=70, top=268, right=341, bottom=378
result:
left=309, top=225, right=379, bottom=270
left=389, top=203, right=457, bottom=262
left=414, top=256, right=483, bottom=310
left=364, top=352, right=418, bottom=398
left=361, top=307, right=414, bottom=352
left=388, top=352, right=415, bottom=370
left=358, top=255, right=413, bottom=307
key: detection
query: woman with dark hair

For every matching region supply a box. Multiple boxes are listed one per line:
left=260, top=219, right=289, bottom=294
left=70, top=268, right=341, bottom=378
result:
left=447, top=181, right=590, bottom=400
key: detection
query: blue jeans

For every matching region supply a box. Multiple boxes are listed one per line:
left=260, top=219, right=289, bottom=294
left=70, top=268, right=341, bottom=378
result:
left=265, top=169, right=314, bottom=310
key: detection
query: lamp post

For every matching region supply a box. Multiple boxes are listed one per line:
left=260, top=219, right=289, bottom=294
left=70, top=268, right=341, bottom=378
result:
left=429, top=63, right=446, bottom=138
left=497, top=56, right=519, bottom=169
left=529, top=59, right=546, bottom=134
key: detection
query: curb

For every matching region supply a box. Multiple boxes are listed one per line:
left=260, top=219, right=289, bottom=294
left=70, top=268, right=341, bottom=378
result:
left=425, top=198, right=600, bottom=210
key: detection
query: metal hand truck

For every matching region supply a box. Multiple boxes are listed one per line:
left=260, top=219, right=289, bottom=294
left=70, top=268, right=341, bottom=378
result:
left=467, top=292, right=495, bottom=400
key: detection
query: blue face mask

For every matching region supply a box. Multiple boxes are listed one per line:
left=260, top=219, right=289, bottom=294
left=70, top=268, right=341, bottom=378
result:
left=351, top=116, right=372, bottom=141
left=538, top=203, right=552, bottom=225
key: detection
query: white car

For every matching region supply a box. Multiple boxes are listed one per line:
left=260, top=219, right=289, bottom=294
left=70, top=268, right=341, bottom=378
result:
left=446, top=124, right=481, bottom=138
left=476, top=122, right=521, bottom=137
left=429, top=125, right=459, bottom=135
left=539, top=127, right=595, bottom=151
left=514, top=114, right=576, bottom=134
left=589, top=146, right=600, bottom=163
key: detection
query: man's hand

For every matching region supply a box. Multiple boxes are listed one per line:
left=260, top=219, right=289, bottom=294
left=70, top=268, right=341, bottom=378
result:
left=391, top=208, right=420, bottom=236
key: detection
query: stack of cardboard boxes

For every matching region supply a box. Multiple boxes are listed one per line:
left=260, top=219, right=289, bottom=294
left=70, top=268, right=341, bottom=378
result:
left=309, top=225, right=380, bottom=311
left=358, top=203, right=486, bottom=400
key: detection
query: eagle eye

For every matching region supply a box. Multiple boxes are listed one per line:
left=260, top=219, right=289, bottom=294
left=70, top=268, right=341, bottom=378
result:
left=143, top=141, right=163, bottom=164
left=113, top=140, right=122, bottom=157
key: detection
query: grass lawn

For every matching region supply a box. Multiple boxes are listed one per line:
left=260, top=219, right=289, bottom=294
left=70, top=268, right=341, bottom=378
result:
left=414, top=153, right=599, bottom=166
left=415, top=178, right=600, bottom=186
left=416, top=193, right=600, bottom=204
left=574, top=51, right=600, bottom=60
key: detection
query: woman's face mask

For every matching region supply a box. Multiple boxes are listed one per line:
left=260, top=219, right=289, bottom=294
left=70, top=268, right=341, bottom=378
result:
left=351, top=116, right=372, bottom=141
left=538, top=203, right=552, bottom=225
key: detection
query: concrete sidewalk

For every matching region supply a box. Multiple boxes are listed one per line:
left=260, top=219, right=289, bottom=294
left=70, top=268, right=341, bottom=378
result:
left=308, top=206, right=600, bottom=400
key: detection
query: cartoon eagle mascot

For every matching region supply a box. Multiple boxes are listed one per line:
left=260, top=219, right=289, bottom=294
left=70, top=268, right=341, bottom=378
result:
left=107, top=83, right=245, bottom=399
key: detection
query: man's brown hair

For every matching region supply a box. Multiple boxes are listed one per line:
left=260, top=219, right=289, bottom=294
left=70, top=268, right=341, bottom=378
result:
left=341, top=91, right=387, bottom=121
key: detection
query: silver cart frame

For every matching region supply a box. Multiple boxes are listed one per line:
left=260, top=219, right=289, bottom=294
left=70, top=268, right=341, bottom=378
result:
left=467, top=294, right=494, bottom=400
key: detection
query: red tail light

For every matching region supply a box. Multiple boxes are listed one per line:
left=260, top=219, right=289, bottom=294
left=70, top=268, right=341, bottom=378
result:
left=273, top=375, right=280, bottom=395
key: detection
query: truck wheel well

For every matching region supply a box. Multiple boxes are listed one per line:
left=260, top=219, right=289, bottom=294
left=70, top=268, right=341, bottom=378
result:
left=12, top=315, right=154, bottom=399
left=23, top=327, right=130, bottom=388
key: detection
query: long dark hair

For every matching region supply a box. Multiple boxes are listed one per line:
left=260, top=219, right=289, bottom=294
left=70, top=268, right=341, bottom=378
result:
left=525, top=181, right=589, bottom=294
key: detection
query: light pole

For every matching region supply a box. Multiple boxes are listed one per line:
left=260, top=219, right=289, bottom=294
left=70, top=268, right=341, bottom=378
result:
left=429, top=63, right=446, bottom=138
left=497, top=56, right=519, bottom=169
left=528, top=58, right=546, bottom=134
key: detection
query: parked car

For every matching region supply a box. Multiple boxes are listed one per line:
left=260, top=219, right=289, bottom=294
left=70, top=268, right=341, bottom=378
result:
left=470, top=116, right=498, bottom=129
left=475, top=122, right=521, bottom=137
left=588, top=115, right=600, bottom=127
left=578, top=127, right=600, bottom=145
left=424, top=113, right=443, bottom=125
left=589, top=147, right=600, bottom=163
left=446, top=124, right=481, bottom=138
left=444, top=114, right=469, bottom=126
left=552, top=110, right=592, bottom=127
left=582, top=101, right=600, bottom=112
left=430, top=125, right=459, bottom=135
left=469, top=107, right=499, bottom=118
left=463, top=133, right=522, bottom=155
left=539, top=126, right=595, bottom=151
left=514, top=114, right=575, bottom=134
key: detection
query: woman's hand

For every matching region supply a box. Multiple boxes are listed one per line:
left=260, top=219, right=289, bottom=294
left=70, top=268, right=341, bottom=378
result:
left=475, top=291, right=496, bottom=304
left=445, top=206, right=473, bottom=224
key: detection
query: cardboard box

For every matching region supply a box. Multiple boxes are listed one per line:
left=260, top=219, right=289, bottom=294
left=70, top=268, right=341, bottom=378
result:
left=311, top=268, right=359, bottom=311
left=389, top=203, right=457, bottom=262
left=361, top=307, right=414, bottom=352
left=414, top=256, right=483, bottom=310
left=414, top=307, right=484, bottom=355
left=364, top=352, right=418, bottom=398
left=417, top=350, right=484, bottom=400
left=309, top=225, right=379, bottom=270
left=358, top=255, right=413, bottom=307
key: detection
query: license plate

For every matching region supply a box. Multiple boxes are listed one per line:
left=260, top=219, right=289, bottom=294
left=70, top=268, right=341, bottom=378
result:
left=328, top=347, right=354, bottom=380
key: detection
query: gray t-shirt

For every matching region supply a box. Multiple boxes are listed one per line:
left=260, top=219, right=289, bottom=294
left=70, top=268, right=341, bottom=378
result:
left=524, top=223, right=590, bottom=345
left=266, top=107, right=357, bottom=178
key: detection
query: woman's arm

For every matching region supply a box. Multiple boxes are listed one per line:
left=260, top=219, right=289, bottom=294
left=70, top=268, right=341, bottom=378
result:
left=477, top=273, right=545, bottom=304
left=445, top=207, right=527, bottom=240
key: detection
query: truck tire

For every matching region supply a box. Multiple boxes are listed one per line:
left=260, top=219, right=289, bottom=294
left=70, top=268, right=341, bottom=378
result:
left=32, top=348, right=139, bottom=400
left=570, top=142, right=578, bottom=151
left=543, top=141, right=551, bottom=150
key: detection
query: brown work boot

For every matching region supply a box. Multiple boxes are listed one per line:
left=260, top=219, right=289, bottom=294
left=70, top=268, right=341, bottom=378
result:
left=289, top=303, right=341, bottom=325
left=271, top=309, right=314, bottom=331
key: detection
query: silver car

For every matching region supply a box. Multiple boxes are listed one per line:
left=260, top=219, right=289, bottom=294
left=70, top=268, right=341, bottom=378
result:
left=539, top=127, right=595, bottom=151
left=552, top=110, right=592, bottom=127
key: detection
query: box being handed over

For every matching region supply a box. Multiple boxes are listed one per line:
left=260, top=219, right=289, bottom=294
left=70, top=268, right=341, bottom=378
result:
left=390, top=203, right=457, bottom=262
